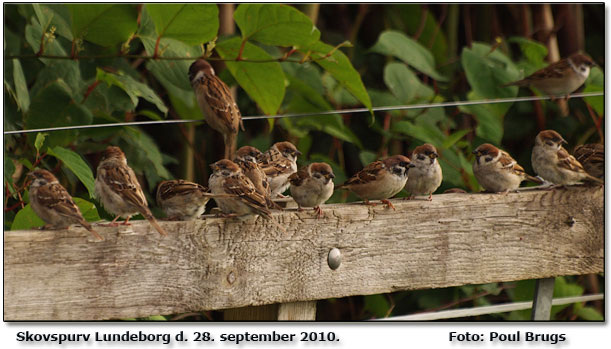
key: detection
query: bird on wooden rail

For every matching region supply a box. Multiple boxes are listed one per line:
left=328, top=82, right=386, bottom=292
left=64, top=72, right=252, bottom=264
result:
left=257, top=141, right=302, bottom=198
left=95, top=146, right=168, bottom=236
left=289, top=162, right=335, bottom=218
left=532, top=130, right=604, bottom=186
left=502, top=52, right=595, bottom=99
left=156, top=179, right=232, bottom=221
left=189, top=59, right=244, bottom=160
left=404, top=143, right=443, bottom=201
left=573, top=143, right=604, bottom=180
left=27, top=169, right=103, bottom=241
left=472, top=143, right=542, bottom=194
left=338, top=155, right=413, bottom=210
left=234, top=145, right=280, bottom=210
left=208, top=159, right=286, bottom=232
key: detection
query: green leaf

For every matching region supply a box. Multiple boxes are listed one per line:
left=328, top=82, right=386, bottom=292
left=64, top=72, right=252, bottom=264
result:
left=461, top=42, right=520, bottom=116
left=384, top=62, right=434, bottom=103
left=359, top=151, right=377, bottom=167
left=234, top=4, right=320, bottom=47
left=47, top=146, right=96, bottom=199
left=216, top=37, right=285, bottom=115
left=37, top=4, right=73, bottom=41
left=392, top=120, right=444, bottom=145
left=459, top=91, right=503, bottom=144
left=4, top=156, right=16, bottom=189
left=508, top=37, right=548, bottom=67
left=305, top=41, right=372, bottom=112
left=68, top=4, right=138, bottom=46
left=370, top=30, right=448, bottom=81
left=34, top=133, right=47, bottom=152
left=146, top=4, right=218, bottom=46
left=26, top=81, right=92, bottom=148
left=96, top=68, right=168, bottom=115
left=11, top=198, right=100, bottom=231
left=584, top=66, right=604, bottom=116
left=575, top=306, right=603, bottom=321
left=11, top=204, right=45, bottom=231
left=363, top=294, right=390, bottom=318
left=12, top=59, right=30, bottom=113
left=442, top=129, right=470, bottom=149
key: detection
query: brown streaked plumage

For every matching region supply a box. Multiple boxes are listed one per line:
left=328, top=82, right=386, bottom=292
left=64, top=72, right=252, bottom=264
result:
left=338, top=155, right=413, bottom=209
left=532, top=130, right=603, bottom=185
left=472, top=143, right=541, bottom=193
left=28, top=169, right=103, bottom=240
left=156, top=179, right=226, bottom=220
left=95, top=146, right=168, bottom=236
left=258, top=141, right=302, bottom=197
left=503, top=53, right=595, bottom=96
left=289, top=162, right=335, bottom=218
left=573, top=143, right=604, bottom=180
left=189, top=59, right=243, bottom=159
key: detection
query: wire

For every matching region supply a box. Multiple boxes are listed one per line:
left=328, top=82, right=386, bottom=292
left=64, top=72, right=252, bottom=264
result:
left=4, top=92, right=603, bottom=135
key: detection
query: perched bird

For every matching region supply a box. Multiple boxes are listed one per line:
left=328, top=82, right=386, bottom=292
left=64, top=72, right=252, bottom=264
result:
left=502, top=53, right=595, bottom=97
left=289, top=162, right=335, bottom=218
left=532, top=130, right=604, bottom=186
left=234, top=146, right=278, bottom=209
left=404, top=144, right=443, bottom=200
left=95, top=146, right=168, bottom=236
left=472, top=143, right=542, bottom=193
left=208, top=159, right=272, bottom=218
left=27, top=169, right=103, bottom=240
left=258, top=141, right=301, bottom=197
left=189, top=59, right=243, bottom=159
left=573, top=143, right=604, bottom=180
left=338, top=155, right=413, bottom=210
left=156, top=179, right=224, bottom=220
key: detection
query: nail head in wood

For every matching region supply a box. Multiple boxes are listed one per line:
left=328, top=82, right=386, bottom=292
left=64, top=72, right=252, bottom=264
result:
left=328, top=248, right=341, bottom=270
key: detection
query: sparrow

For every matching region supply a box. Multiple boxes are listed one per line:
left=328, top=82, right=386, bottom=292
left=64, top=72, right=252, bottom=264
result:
left=472, top=143, right=542, bottom=193
left=189, top=59, right=244, bottom=159
left=289, top=162, right=335, bottom=218
left=27, top=169, right=103, bottom=240
left=156, top=179, right=223, bottom=220
left=95, top=146, right=168, bottom=236
left=404, top=144, right=443, bottom=201
left=258, top=141, right=302, bottom=197
left=502, top=52, right=595, bottom=97
left=234, top=145, right=279, bottom=209
left=208, top=159, right=272, bottom=218
left=532, top=130, right=604, bottom=186
left=338, top=155, right=413, bottom=210
left=573, top=143, right=604, bottom=180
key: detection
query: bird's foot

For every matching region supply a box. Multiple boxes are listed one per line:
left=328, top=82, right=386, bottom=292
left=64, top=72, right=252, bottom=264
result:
left=381, top=199, right=396, bottom=210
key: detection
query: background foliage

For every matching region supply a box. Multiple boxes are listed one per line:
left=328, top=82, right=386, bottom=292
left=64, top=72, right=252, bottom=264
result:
left=3, top=4, right=604, bottom=321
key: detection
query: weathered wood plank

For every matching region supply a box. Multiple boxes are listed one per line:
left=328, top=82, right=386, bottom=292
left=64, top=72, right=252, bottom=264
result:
left=4, top=186, right=603, bottom=320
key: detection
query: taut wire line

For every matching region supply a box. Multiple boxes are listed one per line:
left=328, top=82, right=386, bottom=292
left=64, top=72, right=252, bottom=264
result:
left=3, top=92, right=603, bottom=135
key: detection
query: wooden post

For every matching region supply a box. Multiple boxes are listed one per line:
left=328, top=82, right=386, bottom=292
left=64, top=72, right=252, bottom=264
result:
left=531, top=277, right=556, bottom=320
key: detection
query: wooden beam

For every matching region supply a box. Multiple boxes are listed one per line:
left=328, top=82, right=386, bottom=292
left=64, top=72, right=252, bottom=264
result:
left=4, top=186, right=603, bottom=320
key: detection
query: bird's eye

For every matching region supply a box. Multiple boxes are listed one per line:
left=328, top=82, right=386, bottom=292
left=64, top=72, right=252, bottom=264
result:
left=485, top=157, right=493, bottom=163
left=418, top=155, right=425, bottom=161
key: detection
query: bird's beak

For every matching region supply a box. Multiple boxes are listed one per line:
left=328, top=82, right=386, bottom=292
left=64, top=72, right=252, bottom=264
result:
left=472, top=150, right=478, bottom=155
left=560, top=138, right=568, bottom=145
left=210, top=163, right=219, bottom=171
left=295, top=150, right=302, bottom=156
left=409, top=163, right=416, bottom=168
left=429, top=153, right=438, bottom=159
left=326, top=173, right=335, bottom=179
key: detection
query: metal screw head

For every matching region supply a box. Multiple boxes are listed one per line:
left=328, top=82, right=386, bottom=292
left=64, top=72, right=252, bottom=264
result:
left=328, top=248, right=341, bottom=270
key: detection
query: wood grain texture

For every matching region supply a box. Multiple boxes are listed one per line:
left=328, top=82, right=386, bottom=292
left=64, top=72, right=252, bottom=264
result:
left=4, top=186, right=603, bottom=320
